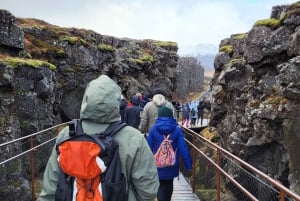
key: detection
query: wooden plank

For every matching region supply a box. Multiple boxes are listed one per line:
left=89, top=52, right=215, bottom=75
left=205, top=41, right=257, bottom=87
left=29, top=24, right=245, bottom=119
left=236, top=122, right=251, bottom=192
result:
left=171, top=173, right=201, bottom=201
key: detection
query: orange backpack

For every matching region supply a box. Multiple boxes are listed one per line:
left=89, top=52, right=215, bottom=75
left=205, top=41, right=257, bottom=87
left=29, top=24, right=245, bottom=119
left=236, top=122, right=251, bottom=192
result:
left=55, top=120, right=127, bottom=201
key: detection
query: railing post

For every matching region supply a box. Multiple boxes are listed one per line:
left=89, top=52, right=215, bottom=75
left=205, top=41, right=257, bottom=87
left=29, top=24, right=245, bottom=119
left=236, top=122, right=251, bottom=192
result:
left=216, top=148, right=221, bottom=201
left=30, top=136, right=36, bottom=201
left=279, top=190, right=285, bottom=201
left=192, top=131, right=196, bottom=193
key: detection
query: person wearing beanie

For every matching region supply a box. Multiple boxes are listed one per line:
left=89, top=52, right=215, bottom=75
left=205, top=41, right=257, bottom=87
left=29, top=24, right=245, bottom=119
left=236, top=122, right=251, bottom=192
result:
left=147, top=105, right=192, bottom=201
left=158, top=105, right=173, bottom=117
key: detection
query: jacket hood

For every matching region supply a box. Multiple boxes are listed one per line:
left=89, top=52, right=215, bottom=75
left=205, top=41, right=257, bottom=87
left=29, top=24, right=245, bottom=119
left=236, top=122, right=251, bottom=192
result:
left=152, top=94, right=166, bottom=107
left=80, top=75, right=121, bottom=123
left=131, top=95, right=140, bottom=106
left=154, top=117, right=177, bottom=135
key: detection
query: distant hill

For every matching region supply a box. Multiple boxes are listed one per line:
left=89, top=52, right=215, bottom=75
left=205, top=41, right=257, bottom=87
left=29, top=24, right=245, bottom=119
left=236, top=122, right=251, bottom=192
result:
left=178, top=43, right=218, bottom=73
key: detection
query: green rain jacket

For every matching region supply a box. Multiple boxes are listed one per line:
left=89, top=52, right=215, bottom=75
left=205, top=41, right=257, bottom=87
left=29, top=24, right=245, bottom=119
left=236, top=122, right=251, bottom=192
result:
left=38, top=75, right=159, bottom=201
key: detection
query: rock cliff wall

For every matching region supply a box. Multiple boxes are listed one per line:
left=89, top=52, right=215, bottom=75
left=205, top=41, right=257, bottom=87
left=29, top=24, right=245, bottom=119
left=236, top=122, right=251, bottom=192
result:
left=175, top=57, right=204, bottom=100
left=0, top=10, right=179, bottom=199
left=210, top=2, right=300, bottom=194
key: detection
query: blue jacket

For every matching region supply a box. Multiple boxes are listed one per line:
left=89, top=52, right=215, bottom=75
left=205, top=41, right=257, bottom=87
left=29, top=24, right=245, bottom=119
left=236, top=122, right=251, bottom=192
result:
left=147, top=117, right=192, bottom=180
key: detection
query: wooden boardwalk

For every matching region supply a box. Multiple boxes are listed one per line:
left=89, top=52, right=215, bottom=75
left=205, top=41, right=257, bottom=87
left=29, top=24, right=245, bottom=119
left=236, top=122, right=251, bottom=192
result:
left=171, top=173, right=201, bottom=201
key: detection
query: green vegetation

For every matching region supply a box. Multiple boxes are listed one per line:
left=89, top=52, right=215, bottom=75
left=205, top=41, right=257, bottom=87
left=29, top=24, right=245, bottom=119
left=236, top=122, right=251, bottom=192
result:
left=135, top=52, right=154, bottom=65
left=153, top=41, right=177, bottom=48
left=59, top=36, right=79, bottom=45
left=98, top=44, right=116, bottom=52
left=254, top=18, right=280, bottom=29
left=1, top=57, right=56, bottom=70
left=196, top=188, right=216, bottom=201
left=232, top=33, right=248, bottom=40
left=227, top=58, right=246, bottom=67
left=219, top=45, right=233, bottom=54
left=18, top=50, right=32, bottom=59
left=55, top=49, right=66, bottom=57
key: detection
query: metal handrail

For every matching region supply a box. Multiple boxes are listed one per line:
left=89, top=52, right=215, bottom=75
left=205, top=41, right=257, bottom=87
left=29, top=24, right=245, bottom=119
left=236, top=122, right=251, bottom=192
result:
left=0, top=121, right=72, bottom=147
left=181, top=126, right=300, bottom=201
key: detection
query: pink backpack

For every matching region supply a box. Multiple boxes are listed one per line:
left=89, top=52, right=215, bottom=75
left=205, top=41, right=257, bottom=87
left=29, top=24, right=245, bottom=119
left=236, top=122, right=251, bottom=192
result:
left=154, top=134, right=176, bottom=168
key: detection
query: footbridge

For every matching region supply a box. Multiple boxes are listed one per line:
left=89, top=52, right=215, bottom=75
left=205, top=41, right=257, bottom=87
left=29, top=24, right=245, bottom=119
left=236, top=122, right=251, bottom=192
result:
left=1, top=121, right=300, bottom=201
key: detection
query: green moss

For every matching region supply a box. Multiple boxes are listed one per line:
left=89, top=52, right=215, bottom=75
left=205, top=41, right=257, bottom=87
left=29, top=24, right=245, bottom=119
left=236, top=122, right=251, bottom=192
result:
left=232, top=33, right=248, bottom=40
left=139, top=53, right=154, bottom=62
left=18, top=50, right=32, bottom=59
left=227, top=58, right=246, bottom=67
left=254, top=18, right=280, bottom=29
left=1, top=57, right=56, bottom=70
left=135, top=59, right=144, bottom=65
left=153, top=41, right=177, bottom=48
left=219, top=45, right=233, bottom=54
left=98, top=44, right=116, bottom=52
left=32, top=25, right=43, bottom=30
left=196, top=188, right=216, bottom=201
left=59, top=36, right=79, bottom=45
left=80, top=39, right=88, bottom=46
left=55, top=49, right=66, bottom=57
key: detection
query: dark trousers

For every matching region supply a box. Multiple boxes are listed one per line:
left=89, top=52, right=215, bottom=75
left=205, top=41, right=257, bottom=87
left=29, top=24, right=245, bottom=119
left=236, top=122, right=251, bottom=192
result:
left=157, top=179, right=174, bottom=201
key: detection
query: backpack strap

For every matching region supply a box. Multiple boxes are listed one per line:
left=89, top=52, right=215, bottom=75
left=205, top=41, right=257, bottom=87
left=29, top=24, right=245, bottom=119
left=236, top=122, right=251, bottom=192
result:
left=101, top=121, right=127, bottom=137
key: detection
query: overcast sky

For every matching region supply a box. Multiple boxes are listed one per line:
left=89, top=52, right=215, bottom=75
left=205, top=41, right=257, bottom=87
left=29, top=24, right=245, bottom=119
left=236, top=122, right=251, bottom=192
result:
left=1, top=0, right=296, bottom=50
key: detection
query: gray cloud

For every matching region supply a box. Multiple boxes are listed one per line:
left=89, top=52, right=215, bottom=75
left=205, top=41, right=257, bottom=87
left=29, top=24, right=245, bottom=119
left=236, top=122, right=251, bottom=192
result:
left=1, top=0, right=296, bottom=49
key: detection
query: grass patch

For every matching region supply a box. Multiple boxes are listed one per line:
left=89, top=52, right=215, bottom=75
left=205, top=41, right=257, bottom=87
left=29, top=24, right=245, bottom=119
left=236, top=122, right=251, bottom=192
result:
left=232, top=33, right=248, bottom=40
left=59, top=36, right=79, bottom=45
left=153, top=41, right=177, bottom=48
left=98, top=44, right=116, bottom=52
left=0, top=57, right=56, bottom=70
left=219, top=45, right=233, bottom=54
left=254, top=18, right=280, bottom=29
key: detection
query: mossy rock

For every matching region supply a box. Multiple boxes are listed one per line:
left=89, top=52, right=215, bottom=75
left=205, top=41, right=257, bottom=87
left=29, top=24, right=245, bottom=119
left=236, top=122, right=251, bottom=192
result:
left=59, top=36, right=79, bottom=45
left=138, top=53, right=154, bottom=62
left=219, top=45, right=233, bottom=54
left=254, top=18, right=280, bottom=29
left=98, top=44, right=116, bottom=52
left=227, top=58, right=246, bottom=67
left=18, top=50, right=32, bottom=59
left=232, top=33, right=248, bottom=40
left=0, top=57, right=56, bottom=70
left=55, top=49, right=66, bottom=57
left=196, top=189, right=216, bottom=201
left=153, top=41, right=177, bottom=48
left=201, top=127, right=219, bottom=142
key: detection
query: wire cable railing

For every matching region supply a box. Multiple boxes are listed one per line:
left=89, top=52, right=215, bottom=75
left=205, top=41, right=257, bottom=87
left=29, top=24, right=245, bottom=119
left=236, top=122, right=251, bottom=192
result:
left=181, top=126, right=300, bottom=201
left=0, top=121, right=72, bottom=201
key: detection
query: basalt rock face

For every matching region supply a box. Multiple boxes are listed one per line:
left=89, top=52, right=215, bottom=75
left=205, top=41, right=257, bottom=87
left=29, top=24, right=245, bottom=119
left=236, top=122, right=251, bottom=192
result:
left=0, top=10, right=179, bottom=200
left=175, top=57, right=204, bottom=100
left=210, top=2, right=300, bottom=195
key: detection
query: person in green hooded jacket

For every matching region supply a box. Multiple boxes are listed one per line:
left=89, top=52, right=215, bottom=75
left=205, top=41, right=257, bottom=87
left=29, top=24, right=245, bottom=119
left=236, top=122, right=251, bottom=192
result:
left=38, top=75, right=159, bottom=201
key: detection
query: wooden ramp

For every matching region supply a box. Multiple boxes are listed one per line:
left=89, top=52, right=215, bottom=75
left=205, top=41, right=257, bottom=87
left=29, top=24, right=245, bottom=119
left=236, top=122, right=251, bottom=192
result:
left=171, top=173, right=201, bottom=201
